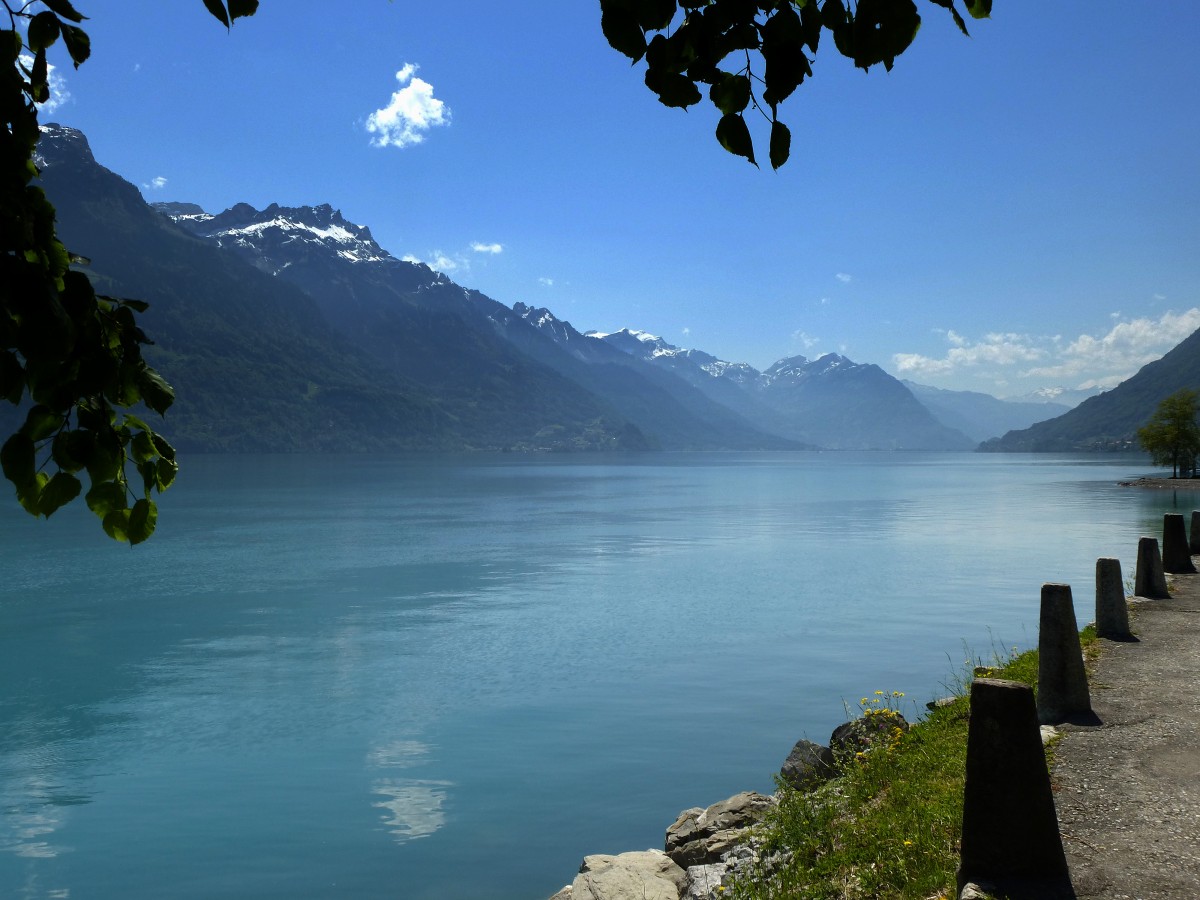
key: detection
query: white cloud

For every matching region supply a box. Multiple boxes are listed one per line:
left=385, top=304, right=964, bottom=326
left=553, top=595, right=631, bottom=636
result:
left=681, top=326, right=691, bottom=336
left=366, top=63, right=450, bottom=149
left=1022, top=308, right=1200, bottom=382
left=402, top=251, right=461, bottom=273
left=893, top=331, right=1044, bottom=377
left=470, top=242, right=502, bottom=254
left=895, top=308, right=1200, bottom=390
left=538, top=277, right=554, bottom=287
left=835, top=273, right=852, bottom=283
left=142, top=176, right=168, bottom=190
left=791, top=330, right=820, bottom=350
left=430, top=252, right=459, bottom=273
left=20, top=55, right=69, bottom=113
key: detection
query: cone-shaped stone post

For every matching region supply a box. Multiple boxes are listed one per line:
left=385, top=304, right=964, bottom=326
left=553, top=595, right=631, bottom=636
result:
left=957, top=678, right=1071, bottom=898
left=1095, top=557, right=1131, bottom=641
left=1036, top=583, right=1092, bottom=725
left=1134, top=536, right=1170, bottom=599
left=1190, top=511, right=1200, bottom=555
left=1162, top=513, right=1197, bottom=573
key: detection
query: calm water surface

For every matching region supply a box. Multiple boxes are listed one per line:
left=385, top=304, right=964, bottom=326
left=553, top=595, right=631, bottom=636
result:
left=1, top=452, right=1193, bottom=899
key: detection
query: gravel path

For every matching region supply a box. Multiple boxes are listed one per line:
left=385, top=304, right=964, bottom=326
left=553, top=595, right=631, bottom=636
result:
left=1051, top=571, right=1200, bottom=899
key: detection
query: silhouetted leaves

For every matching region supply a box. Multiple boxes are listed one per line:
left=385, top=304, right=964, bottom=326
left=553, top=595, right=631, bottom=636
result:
left=603, top=0, right=991, bottom=167
left=2, top=0, right=258, bottom=541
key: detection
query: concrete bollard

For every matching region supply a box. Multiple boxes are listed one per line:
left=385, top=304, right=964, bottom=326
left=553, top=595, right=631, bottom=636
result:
left=1036, top=583, right=1092, bottom=725
left=957, top=678, right=1071, bottom=898
left=1162, top=513, right=1197, bottom=573
left=1095, top=557, right=1132, bottom=641
left=1134, top=536, right=1170, bottom=598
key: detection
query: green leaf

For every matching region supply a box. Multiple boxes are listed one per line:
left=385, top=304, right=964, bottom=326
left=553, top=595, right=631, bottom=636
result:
left=85, top=481, right=126, bottom=518
left=600, top=2, right=648, bottom=61
left=228, top=0, right=260, bottom=19
left=1, top=433, right=36, bottom=487
left=156, top=457, right=179, bottom=491
left=31, top=49, right=49, bottom=101
left=635, top=0, right=676, bottom=32
left=21, top=405, right=63, bottom=442
left=60, top=24, right=91, bottom=67
left=965, top=0, right=992, bottom=19
left=645, top=68, right=702, bottom=108
left=52, top=429, right=93, bottom=473
left=118, top=298, right=149, bottom=313
left=17, top=472, right=49, bottom=515
left=128, top=498, right=157, bottom=545
left=39, top=0, right=88, bottom=23
left=102, top=508, right=131, bottom=543
left=137, top=459, right=157, bottom=493
left=138, top=368, right=175, bottom=415
left=150, top=432, right=176, bottom=462
left=27, top=12, right=61, bottom=53
left=769, top=119, right=791, bottom=170
left=130, top=431, right=156, bottom=464
left=83, top=438, right=121, bottom=483
left=38, top=471, right=81, bottom=517
left=709, top=72, right=751, bottom=115
left=202, top=0, right=231, bottom=28
left=715, top=113, right=757, bottom=166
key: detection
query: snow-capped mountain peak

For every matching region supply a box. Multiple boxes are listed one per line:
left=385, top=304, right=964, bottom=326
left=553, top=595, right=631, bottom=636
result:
left=158, top=200, right=395, bottom=269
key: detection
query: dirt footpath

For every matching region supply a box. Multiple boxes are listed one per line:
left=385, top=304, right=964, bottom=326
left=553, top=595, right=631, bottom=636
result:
left=1052, top=572, right=1200, bottom=899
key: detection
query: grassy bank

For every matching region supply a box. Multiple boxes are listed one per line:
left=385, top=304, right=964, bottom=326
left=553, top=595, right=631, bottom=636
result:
left=731, top=627, right=1098, bottom=900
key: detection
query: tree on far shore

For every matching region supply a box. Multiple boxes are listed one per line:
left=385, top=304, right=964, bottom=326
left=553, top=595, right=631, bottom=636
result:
left=1137, top=389, right=1200, bottom=478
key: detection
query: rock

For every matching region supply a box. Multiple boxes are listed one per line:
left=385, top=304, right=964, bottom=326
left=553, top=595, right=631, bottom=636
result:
left=829, top=711, right=910, bottom=761
left=665, top=791, right=775, bottom=867
left=567, top=850, right=686, bottom=900
left=549, top=886, right=574, bottom=900
left=926, top=696, right=958, bottom=711
left=779, top=739, right=836, bottom=790
left=683, top=863, right=727, bottom=900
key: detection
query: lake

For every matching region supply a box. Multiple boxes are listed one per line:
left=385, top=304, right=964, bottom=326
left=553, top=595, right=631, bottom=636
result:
left=0, top=451, right=1193, bottom=899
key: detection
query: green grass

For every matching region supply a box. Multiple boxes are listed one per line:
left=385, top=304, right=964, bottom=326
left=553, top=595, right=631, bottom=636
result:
left=730, top=626, right=1099, bottom=900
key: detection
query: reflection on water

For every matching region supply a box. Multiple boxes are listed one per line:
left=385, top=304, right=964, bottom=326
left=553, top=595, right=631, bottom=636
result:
left=1, top=451, right=1191, bottom=900
left=366, top=739, right=453, bottom=843
left=371, top=780, right=452, bottom=843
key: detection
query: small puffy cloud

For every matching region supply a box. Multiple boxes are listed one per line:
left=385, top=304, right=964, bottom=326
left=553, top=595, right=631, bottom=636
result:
left=142, top=176, right=168, bottom=190
left=402, top=250, right=462, bottom=273
left=430, top=252, right=460, bottom=273
left=681, top=326, right=691, bottom=336
left=791, top=330, right=820, bottom=350
left=835, top=273, right=852, bottom=283
left=538, top=277, right=554, bottom=287
left=470, top=242, right=502, bottom=254
left=366, top=63, right=450, bottom=149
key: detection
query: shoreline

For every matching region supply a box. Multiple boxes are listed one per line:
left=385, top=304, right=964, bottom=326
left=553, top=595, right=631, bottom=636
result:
left=1118, top=476, right=1200, bottom=488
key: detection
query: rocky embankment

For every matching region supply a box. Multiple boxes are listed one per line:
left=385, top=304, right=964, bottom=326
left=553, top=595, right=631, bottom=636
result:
left=548, top=710, right=910, bottom=900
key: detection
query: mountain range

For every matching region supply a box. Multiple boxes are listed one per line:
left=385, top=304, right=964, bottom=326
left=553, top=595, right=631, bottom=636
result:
left=28, top=123, right=1150, bottom=455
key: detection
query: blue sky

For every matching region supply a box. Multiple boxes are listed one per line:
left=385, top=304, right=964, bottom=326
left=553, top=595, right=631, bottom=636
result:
left=36, top=1, right=1200, bottom=398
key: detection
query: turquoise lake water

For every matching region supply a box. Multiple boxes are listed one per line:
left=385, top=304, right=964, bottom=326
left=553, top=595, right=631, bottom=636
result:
left=1, top=451, right=1195, bottom=899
